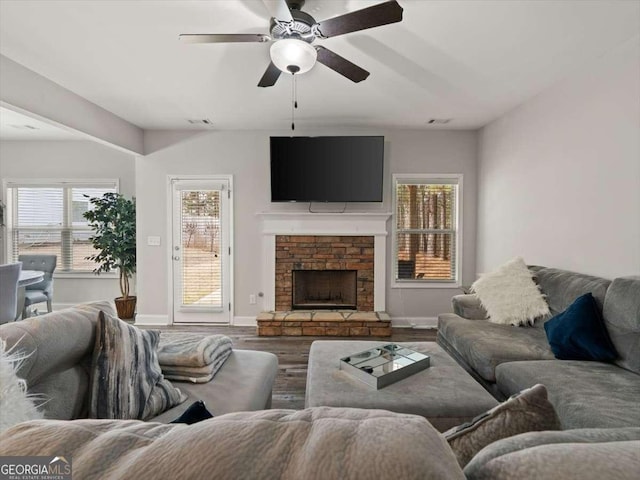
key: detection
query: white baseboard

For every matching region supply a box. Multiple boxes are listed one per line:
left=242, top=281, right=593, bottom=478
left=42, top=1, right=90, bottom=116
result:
left=391, top=316, right=438, bottom=329
left=50, top=306, right=435, bottom=330
left=135, top=314, right=171, bottom=326
left=233, top=316, right=257, bottom=327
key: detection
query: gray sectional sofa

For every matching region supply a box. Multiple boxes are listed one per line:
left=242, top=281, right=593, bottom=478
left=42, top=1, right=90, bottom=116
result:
left=0, top=300, right=278, bottom=421
left=437, top=267, right=640, bottom=430
left=1, top=294, right=640, bottom=478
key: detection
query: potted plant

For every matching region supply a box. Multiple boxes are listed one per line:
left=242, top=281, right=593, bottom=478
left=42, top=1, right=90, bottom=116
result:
left=83, top=192, right=137, bottom=319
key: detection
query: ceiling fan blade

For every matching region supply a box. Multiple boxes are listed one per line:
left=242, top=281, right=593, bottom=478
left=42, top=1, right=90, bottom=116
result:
left=258, top=61, right=282, bottom=87
left=262, top=0, right=293, bottom=22
left=314, top=0, right=403, bottom=38
left=315, top=46, right=369, bottom=83
left=179, top=34, right=271, bottom=44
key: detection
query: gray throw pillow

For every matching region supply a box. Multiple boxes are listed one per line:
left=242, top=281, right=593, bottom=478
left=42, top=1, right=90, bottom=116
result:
left=444, top=384, right=561, bottom=468
left=89, top=311, right=186, bottom=420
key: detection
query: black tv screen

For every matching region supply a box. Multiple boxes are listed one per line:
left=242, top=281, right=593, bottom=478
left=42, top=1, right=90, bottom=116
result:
left=270, top=136, right=384, bottom=202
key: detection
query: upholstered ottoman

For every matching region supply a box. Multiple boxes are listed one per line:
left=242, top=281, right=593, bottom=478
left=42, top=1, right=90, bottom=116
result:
left=305, top=340, right=498, bottom=432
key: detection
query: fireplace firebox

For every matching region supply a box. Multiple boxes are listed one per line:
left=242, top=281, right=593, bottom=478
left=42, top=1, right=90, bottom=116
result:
left=292, top=270, right=357, bottom=310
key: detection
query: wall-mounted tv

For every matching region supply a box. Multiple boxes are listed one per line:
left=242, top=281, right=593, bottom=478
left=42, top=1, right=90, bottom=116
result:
left=270, top=136, right=384, bottom=203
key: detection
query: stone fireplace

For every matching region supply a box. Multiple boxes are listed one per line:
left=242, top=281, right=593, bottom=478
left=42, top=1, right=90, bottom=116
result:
left=257, top=212, right=391, bottom=336
left=275, top=235, right=374, bottom=311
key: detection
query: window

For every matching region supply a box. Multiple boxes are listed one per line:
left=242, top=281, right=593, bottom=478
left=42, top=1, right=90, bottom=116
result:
left=393, top=174, right=462, bottom=286
left=5, top=180, right=118, bottom=273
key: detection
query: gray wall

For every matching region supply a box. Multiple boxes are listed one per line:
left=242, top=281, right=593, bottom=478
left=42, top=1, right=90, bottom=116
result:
left=0, top=140, right=136, bottom=306
left=477, top=37, right=640, bottom=278
left=137, top=128, right=477, bottom=324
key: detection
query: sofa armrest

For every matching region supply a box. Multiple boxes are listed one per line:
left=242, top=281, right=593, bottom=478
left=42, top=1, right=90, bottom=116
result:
left=464, top=428, right=640, bottom=480
left=452, top=294, right=488, bottom=320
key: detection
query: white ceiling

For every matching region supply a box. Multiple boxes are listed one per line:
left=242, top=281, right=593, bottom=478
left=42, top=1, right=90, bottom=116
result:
left=0, top=0, right=638, bottom=132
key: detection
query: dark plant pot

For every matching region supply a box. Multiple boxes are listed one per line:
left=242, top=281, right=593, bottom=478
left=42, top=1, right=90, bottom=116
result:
left=115, top=296, right=137, bottom=320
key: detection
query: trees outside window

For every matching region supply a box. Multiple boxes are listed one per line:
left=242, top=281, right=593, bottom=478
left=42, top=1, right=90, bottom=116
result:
left=393, top=175, right=462, bottom=285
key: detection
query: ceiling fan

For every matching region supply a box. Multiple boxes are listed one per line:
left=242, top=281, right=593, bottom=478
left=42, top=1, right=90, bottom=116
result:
left=180, top=0, right=404, bottom=87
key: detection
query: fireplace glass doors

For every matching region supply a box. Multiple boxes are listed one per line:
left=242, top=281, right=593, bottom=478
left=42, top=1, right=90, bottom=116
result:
left=292, top=270, right=357, bottom=310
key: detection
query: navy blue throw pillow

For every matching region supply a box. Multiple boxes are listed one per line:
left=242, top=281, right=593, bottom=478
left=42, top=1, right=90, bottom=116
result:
left=544, top=293, right=618, bottom=361
left=170, top=401, right=213, bottom=425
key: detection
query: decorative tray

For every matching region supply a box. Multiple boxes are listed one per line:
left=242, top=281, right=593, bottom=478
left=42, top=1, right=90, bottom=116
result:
left=339, top=344, right=430, bottom=389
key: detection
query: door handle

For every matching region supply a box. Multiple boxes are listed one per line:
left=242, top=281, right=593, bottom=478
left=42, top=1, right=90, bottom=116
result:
left=173, top=256, right=180, bottom=261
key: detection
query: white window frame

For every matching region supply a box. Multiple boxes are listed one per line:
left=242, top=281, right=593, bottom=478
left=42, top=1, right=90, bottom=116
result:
left=3, top=178, right=120, bottom=278
left=391, top=173, right=463, bottom=289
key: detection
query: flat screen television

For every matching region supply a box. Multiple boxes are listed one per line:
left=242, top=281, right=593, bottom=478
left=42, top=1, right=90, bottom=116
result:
left=270, top=136, right=384, bottom=202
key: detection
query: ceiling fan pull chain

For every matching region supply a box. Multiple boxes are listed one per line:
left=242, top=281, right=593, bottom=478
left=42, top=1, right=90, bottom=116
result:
left=291, top=73, right=295, bottom=131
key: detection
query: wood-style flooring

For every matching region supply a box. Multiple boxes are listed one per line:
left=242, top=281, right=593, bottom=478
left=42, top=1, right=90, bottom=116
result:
left=157, top=325, right=437, bottom=410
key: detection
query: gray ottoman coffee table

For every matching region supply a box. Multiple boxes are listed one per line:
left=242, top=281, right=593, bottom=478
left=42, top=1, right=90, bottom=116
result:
left=305, top=340, right=498, bottom=432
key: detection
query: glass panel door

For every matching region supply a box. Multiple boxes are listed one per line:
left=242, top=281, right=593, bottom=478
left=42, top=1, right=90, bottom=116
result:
left=171, top=179, right=231, bottom=323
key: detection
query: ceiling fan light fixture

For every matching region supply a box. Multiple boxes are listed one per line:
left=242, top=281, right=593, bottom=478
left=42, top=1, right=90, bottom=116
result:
left=270, top=38, right=317, bottom=75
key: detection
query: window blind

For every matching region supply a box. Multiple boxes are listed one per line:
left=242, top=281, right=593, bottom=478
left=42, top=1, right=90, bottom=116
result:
left=180, top=190, right=223, bottom=308
left=395, top=182, right=458, bottom=282
left=8, top=182, right=117, bottom=273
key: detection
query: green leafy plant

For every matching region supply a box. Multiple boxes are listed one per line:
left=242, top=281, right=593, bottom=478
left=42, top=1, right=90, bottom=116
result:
left=83, top=193, right=136, bottom=299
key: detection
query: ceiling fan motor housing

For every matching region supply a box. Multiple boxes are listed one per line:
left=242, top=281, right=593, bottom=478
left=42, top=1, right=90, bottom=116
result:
left=270, top=8, right=317, bottom=42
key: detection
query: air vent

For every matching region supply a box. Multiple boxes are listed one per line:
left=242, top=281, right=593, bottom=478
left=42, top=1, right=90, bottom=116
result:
left=427, top=119, right=451, bottom=125
left=186, top=119, right=214, bottom=126
left=10, top=124, right=39, bottom=130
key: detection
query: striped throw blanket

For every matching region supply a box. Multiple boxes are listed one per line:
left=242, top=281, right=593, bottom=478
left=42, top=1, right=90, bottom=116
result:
left=157, top=333, right=232, bottom=384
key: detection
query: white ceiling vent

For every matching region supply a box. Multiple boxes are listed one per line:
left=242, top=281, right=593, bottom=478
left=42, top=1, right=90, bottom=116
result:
left=427, top=119, right=451, bottom=125
left=186, top=119, right=214, bottom=126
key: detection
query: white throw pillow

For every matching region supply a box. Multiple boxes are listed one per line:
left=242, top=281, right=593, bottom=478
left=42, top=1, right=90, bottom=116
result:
left=0, top=339, right=43, bottom=434
left=471, top=257, right=550, bottom=326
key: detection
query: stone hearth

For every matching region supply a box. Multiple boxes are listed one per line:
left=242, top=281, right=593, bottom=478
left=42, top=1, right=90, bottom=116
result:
left=257, top=311, right=391, bottom=337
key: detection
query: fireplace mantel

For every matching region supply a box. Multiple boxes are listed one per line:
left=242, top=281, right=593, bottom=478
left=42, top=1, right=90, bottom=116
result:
left=257, top=212, right=391, bottom=235
left=258, top=212, right=391, bottom=311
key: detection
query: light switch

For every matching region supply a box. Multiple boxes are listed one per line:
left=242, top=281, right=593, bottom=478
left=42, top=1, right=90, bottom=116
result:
left=147, top=236, right=161, bottom=246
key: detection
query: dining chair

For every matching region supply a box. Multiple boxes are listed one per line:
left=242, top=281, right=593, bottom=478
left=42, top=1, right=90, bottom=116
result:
left=0, top=262, right=22, bottom=324
left=18, top=254, right=57, bottom=318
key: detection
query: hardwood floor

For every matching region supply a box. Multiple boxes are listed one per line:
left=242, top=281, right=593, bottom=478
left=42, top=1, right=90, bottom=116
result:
left=158, top=325, right=437, bottom=410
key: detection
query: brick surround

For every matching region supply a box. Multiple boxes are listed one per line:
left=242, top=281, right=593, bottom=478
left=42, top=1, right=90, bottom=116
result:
left=275, top=235, right=375, bottom=311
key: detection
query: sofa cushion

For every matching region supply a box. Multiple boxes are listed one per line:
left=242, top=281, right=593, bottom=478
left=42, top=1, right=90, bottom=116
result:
left=464, top=428, right=640, bottom=480
left=452, top=294, right=488, bottom=320
left=528, top=266, right=611, bottom=322
left=89, top=311, right=186, bottom=420
left=496, top=360, right=640, bottom=429
left=0, top=408, right=466, bottom=480
left=544, top=293, right=618, bottom=361
left=471, top=257, right=549, bottom=326
left=438, top=313, right=555, bottom=382
left=0, top=301, right=115, bottom=419
left=150, top=349, right=278, bottom=422
left=444, top=384, right=560, bottom=468
left=602, top=276, right=640, bottom=374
